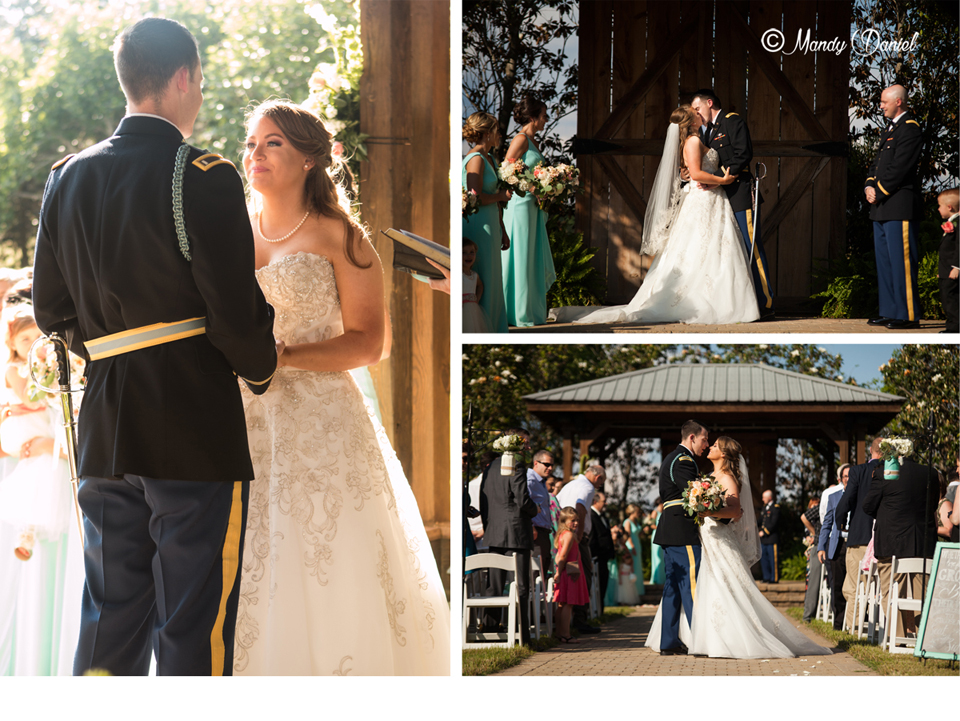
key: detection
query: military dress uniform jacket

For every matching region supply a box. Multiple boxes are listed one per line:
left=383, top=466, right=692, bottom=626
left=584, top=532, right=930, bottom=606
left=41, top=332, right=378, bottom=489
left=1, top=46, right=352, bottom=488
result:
left=864, top=112, right=923, bottom=221
left=33, top=116, right=277, bottom=483
left=703, top=111, right=757, bottom=213
left=655, top=444, right=701, bottom=547
left=759, top=502, right=779, bottom=545
left=479, top=455, right=538, bottom=550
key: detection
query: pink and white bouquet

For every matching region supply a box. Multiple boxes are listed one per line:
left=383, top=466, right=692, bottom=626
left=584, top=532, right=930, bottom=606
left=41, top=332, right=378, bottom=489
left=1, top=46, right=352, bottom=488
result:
left=498, top=157, right=534, bottom=195
left=462, top=187, right=480, bottom=217
left=681, top=473, right=727, bottom=526
left=531, top=162, right=580, bottom=210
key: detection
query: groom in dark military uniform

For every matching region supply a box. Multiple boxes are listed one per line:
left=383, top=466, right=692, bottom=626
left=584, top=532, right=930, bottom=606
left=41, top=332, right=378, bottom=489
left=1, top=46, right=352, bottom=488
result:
left=654, top=420, right=709, bottom=655
left=692, top=89, right=775, bottom=321
left=864, top=84, right=924, bottom=329
left=33, top=18, right=278, bottom=675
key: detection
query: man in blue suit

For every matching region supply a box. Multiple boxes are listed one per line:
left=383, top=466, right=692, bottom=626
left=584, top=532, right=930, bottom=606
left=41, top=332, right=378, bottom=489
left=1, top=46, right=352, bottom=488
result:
left=818, top=467, right=850, bottom=631
left=834, top=438, right=882, bottom=630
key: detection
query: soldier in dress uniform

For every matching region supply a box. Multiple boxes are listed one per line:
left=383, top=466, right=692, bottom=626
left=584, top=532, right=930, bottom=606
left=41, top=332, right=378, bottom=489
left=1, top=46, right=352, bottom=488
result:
left=758, top=490, right=780, bottom=583
left=692, top=89, right=775, bottom=321
left=654, top=420, right=709, bottom=655
left=864, top=84, right=924, bottom=329
left=32, top=18, right=278, bottom=675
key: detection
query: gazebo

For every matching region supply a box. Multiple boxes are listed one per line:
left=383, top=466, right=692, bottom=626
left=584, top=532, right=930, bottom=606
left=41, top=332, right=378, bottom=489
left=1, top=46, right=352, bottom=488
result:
left=524, top=363, right=903, bottom=504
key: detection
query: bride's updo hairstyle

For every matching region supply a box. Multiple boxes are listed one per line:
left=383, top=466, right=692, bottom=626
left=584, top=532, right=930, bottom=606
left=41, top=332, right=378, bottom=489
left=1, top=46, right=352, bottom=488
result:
left=716, top=436, right=744, bottom=492
left=670, top=104, right=700, bottom=171
left=513, top=92, right=547, bottom=126
left=245, top=99, right=370, bottom=269
left=463, top=112, right=498, bottom=144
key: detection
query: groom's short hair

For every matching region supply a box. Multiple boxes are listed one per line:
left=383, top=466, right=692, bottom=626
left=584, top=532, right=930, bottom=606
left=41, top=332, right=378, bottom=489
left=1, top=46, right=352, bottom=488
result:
left=692, top=88, right=722, bottom=109
left=114, top=18, right=200, bottom=104
left=681, top=419, right=707, bottom=440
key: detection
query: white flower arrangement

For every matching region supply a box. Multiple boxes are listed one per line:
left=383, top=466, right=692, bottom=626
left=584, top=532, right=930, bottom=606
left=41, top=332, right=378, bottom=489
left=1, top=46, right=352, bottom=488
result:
left=493, top=434, right=526, bottom=453
left=878, top=438, right=913, bottom=461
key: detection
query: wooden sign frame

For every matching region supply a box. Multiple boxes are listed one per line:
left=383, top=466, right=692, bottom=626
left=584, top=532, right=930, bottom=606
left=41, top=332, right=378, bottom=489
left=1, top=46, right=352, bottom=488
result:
left=914, top=542, right=959, bottom=661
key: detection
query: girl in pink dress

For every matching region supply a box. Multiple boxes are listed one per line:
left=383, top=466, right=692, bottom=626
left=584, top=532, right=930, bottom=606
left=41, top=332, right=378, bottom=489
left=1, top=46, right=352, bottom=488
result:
left=553, top=506, right=590, bottom=643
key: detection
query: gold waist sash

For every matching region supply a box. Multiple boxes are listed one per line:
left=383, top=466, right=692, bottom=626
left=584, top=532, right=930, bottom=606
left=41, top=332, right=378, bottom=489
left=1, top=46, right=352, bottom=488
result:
left=84, top=317, right=206, bottom=361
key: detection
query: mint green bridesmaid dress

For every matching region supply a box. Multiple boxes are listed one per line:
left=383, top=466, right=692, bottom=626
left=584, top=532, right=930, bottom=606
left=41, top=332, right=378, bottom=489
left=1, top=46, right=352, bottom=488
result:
left=501, top=142, right=556, bottom=327
left=462, top=152, right=508, bottom=333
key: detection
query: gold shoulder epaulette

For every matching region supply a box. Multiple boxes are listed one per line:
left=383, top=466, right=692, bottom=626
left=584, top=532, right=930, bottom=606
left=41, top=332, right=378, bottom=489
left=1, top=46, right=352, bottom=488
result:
left=905, top=119, right=920, bottom=127
left=678, top=455, right=694, bottom=463
left=725, top=112, right=739, bottom=118
left=192, top=153, right=236, bottom=172
left=52, top=154, right=76, bottom=170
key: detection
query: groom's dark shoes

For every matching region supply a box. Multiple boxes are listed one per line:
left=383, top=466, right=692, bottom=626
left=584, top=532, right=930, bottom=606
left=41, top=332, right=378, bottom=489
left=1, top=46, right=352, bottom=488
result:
left=867, top=316, right=889, bottom=325
left=884, top=319, right=921, bottom=329
left=659, top=643, right=688, bottom=656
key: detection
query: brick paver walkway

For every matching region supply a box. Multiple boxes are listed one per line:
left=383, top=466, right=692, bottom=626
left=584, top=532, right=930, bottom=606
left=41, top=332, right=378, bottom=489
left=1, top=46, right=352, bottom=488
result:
left=512, top=318, right=944, bottom=334
left=494, top=606, right=876, bottom=676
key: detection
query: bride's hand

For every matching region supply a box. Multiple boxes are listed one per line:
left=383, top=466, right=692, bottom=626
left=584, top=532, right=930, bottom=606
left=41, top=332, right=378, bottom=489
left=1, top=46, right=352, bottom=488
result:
left=275, top=339, right=286, bottom=367
left=719, top=166, right=736, bottom=185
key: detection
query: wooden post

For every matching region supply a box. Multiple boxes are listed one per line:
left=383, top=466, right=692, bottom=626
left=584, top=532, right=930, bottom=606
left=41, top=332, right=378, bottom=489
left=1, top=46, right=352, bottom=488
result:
left=562, top=430, right=574, bottom=483
left=360, top=0, right=450, bottom=561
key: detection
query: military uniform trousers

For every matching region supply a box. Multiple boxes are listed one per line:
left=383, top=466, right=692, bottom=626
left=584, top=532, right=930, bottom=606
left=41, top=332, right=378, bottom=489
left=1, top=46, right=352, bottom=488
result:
left=660, top=545, right=702, bottom=651
left=74, top=475, right=248, bottom=676
left=734, top=208, right=775, bottom=314
left=874, top=219, right=921, bottom=322
left=761, top=543, right=779, bottom=582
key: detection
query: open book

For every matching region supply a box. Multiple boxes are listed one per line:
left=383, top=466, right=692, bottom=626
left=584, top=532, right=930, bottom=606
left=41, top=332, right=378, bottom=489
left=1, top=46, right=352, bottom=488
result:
left=381, top=228, right=450, bottom=280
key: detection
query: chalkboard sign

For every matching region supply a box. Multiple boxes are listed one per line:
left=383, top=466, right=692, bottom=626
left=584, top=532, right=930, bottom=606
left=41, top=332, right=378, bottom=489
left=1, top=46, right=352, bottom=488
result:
left=915, top=543, right=959, bottom=661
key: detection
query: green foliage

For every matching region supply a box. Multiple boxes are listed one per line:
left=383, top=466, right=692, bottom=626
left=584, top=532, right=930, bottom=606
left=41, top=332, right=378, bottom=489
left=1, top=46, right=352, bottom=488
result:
left=812, top=252, right=879, bottom=319
left=545, top=213, right=605, bottom=308
left=462, top=0, right=578, bottom=162
left=0, top=0, right=359, bottom=263
left=878, top=344, right=959, bottom=466
left=779, top=549, right=808, bottom=582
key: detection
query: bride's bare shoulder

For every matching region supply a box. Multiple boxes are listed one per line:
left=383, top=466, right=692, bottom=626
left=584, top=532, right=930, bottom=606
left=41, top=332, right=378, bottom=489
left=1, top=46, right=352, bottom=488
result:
left=715, top=472, right=740, bottom=496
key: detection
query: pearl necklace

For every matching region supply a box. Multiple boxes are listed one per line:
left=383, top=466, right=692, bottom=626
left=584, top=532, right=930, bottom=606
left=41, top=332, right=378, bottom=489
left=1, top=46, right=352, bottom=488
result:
left=258, top=209, right=310, bottom=244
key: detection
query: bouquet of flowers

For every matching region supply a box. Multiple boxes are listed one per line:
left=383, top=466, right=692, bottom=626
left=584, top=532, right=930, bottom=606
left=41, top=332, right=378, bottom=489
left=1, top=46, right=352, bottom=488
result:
left=681, top=473, right=728, bottom=527
left=462, top=187, right=480, bottom=217
left=493, top=433, right=527, bottom=475
left=531, top=162, right=580, bottom=210
left=498, top=157, right=534, bottom=196
left=878, top=437, right=913, bottom=481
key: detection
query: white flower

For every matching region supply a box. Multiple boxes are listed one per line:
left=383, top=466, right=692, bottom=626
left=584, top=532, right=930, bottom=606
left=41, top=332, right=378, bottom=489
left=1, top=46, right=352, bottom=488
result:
left=836, top=375, right=843, bottom=381
left=819, top=347, right=826, bottom=352
left=791, top=350, right=800, bottom=357
left=932, top=374, right=942, bottom=382
left=501, top=378, right=509, bottom=385
left=462, top=354, right=468, bottom=361
left=469, top=379, right=476, bottom=385
left=759, top=344, right=768, bottom=349
left=515, top=355, right=523, bottom=363
left=494, top=361, right=500, bottom=367
left=879, top=364, right=886, bottom=371
left=578, top=362, right=588, bottom=369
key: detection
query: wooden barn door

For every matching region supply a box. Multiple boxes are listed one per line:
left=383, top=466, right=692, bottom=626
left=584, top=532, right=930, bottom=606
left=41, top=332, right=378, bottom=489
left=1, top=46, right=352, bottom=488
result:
left=577, top=0, right=850, bottom=307
left=360, top=0, right=450, bottom=590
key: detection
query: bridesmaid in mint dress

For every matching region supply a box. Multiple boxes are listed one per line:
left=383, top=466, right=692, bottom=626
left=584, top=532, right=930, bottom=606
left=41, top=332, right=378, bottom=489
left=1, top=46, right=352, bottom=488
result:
left=648, top=501, right=665, bottom=585
left=501, top=94, right=556, bottom=327
left=623, top=504, right=646, bottom=597
left=462, top=112, right=511, bottom=333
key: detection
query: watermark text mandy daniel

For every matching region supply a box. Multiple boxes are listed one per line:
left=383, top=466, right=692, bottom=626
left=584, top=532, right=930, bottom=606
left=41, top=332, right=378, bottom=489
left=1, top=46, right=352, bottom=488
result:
left=761, top=28, right=920, bottom=56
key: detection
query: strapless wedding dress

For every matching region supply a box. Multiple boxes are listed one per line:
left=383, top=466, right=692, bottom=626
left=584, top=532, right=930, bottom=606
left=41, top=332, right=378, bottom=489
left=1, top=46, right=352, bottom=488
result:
left=234, top=252, right=449, bottom=675
left=550, top=148, right=760, bottom=325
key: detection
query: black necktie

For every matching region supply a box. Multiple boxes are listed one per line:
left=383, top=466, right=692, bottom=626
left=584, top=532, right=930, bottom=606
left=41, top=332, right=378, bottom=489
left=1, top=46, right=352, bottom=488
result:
left=706, top=122, right=714, bottom=141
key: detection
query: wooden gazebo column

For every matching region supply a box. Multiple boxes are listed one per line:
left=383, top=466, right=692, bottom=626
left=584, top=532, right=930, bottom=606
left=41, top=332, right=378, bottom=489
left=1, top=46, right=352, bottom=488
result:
left=360, top=0, right=450, bottom=579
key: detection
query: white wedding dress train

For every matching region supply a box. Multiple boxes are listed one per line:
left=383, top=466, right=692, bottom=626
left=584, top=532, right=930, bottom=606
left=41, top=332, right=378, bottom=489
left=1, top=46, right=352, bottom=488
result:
left=550, top=148, right=760, bottom=325
left=234, top=252, right=449, bottom=675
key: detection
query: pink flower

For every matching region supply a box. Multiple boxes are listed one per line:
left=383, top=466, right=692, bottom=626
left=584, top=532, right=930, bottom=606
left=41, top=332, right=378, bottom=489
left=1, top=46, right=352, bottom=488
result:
left=943, top=221, right=955, bottom=234
left=701, top=481, right=710, bottom=488
left=331, top=141, right=344, bottom=159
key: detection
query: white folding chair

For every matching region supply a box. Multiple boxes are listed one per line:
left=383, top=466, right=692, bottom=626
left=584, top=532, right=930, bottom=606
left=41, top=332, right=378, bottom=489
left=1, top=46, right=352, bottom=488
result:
left=530, top=549, right=554, bottom=639
left=816, top=561, right=833, bottom=623
left=861, top=558, right=883, bottom=642
left=884, top=556, right=933, bottom=654
left=848, top=564, right=869, bottom=636
left=462, top=553, right=520, bottom=649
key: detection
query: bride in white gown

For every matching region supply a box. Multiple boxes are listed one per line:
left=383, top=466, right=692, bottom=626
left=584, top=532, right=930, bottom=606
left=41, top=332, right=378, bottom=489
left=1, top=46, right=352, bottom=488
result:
left=646, top=437, right=831, bottom=659
left=550, top=105, right=760, bottom=325
left=233, top=100, right=449, bottom=675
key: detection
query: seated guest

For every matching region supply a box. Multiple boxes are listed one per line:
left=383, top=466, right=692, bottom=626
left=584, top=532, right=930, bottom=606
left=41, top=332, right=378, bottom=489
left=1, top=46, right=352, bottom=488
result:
left=937, top=470, right=955, bottom=541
